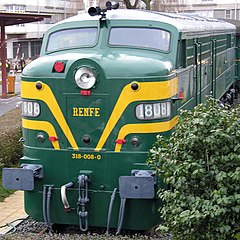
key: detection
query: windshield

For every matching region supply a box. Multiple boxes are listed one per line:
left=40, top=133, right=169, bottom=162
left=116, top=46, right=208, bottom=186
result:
left=46, top=27, right=98, bottom=52
left=109, top=27, right=170, bottom=51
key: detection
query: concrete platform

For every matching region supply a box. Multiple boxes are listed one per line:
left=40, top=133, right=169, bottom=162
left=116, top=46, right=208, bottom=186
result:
left=0, top=191, right=28, bottom=235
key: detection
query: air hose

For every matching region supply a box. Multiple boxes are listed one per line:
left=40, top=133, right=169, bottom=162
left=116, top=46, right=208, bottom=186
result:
left=106, top=188, right=117, bottom=234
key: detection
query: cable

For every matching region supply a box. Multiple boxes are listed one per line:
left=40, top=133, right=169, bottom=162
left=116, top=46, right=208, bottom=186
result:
left=0, top=217, right=27, bottom=228
left=42, top=186, right=48, bottom=227
left=116, top=198, right=126, bottom=235
left=0, top=217, right=27, bottom=234
left=106, top=188, right=117, bottom=234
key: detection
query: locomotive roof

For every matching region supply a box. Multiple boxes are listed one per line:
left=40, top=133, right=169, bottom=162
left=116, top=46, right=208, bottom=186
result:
left=56, top=9, right=236, bottom=34
left=219, top=18, right=240, bottom=34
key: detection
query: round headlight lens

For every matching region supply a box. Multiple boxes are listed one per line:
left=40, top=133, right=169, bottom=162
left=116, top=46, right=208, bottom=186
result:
left=75, top=67, right=96, bottom=89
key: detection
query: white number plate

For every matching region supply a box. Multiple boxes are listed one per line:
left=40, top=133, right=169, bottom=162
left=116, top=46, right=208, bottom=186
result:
left=135, top=101, right=171, bottom=120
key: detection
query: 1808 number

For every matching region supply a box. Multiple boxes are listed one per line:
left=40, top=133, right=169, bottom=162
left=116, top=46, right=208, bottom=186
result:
left=135, top=101, right=171, bottom=120
left=72, top=153, right=102, bottom=160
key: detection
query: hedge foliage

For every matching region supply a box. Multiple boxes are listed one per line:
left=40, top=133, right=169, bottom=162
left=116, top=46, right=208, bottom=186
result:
left=0, top=107, right=22, bottom=171
left=148, top=98, right=240, bottom=240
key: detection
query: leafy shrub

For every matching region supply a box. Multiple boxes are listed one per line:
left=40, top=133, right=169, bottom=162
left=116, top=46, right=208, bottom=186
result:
left=0, top=107, right=22, bottom=170
left=148, top=98, right=240, bottom=240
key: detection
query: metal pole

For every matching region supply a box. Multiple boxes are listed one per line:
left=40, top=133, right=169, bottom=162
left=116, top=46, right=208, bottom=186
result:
left=235, top=0, right=237, bottom=20
left=37, top=0, right=39, bottom=13
left=1, top=22, right=7, bottom=99
left=64, top=0, right=66, bottom=19
left=37, top=0, right=40, bottom=38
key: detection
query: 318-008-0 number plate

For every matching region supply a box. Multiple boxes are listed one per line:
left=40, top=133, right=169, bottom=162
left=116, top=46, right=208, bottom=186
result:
left=72, top=153, right=102, bottom=160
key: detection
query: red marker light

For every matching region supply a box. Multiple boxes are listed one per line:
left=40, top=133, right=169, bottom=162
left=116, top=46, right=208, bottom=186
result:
left=49, top=136, right=59, bottom=142
left=80, top=90, right=91, bottom=96
left=116, top=139, right=126, bottom=144
left=54, top=61, right=65, bottom=73
left=178, top=90, right=183, bottom=99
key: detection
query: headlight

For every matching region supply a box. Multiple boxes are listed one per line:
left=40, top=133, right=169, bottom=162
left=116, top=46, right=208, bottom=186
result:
left=75, top=67, right=96, bottom=89
left=135, top=101, right=171, bottom=120
left=22, top=101, right=40, bottom=117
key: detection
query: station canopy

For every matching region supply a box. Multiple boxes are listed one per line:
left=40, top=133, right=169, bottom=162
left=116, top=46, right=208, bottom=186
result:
left=0, top=11, right=51, bottom=98
left=0, top=11, right=51, bottom=26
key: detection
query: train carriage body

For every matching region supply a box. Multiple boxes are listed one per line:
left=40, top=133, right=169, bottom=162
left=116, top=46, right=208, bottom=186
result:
left=3, top=7, right=238, bottom=232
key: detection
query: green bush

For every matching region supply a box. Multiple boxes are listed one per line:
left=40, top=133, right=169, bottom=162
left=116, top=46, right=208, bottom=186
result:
left=0, top=107, right=22, bottom=170
left=148, top=98, right=240, bottom=240
left=0, top=106, right=22, bottom=201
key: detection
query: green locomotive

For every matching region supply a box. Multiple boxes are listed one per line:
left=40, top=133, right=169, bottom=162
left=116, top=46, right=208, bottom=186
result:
left=3, top=2, right=239, bottom=232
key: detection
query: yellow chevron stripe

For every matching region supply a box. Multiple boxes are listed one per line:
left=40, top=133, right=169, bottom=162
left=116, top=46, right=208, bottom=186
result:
left=95, top=78, right=178, bottom=151
left=22, top=119, right=60, bottom=149
left=21, top=81, right=78, bottom=150
left=115, top=116, right=178, bottom=152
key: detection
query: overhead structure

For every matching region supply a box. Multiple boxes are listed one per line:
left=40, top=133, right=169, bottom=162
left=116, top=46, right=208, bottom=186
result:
left=0, top=12, right=51, bottom=99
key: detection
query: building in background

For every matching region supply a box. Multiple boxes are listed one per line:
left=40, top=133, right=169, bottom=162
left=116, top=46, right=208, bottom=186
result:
left=1, top=0, right=84, bottom=62
left=2, top=0, right=240, bottom=64
left=180, top=0, right=240, bottom=20
left=152, top=0, right=240, bottom=20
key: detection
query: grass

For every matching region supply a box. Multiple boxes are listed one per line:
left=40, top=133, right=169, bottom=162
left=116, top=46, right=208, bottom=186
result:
left=0, top=175, right=14, bottom=202
left=0, top=106, right=22, bottom=131
left=0, top=106, right=22, bottom=202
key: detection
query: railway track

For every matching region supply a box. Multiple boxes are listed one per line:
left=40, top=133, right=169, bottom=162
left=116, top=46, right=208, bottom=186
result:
left=1, top=216, right=172, bottom=239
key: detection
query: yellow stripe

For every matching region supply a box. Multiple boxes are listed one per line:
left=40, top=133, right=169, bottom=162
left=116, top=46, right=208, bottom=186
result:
left=22, top=119, right=60, bottom=150
left=21, top=81, right=78, bottom=150
left=95, top=78, right=178, bottom=151
left=115, top=116, right=178, bottom=152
